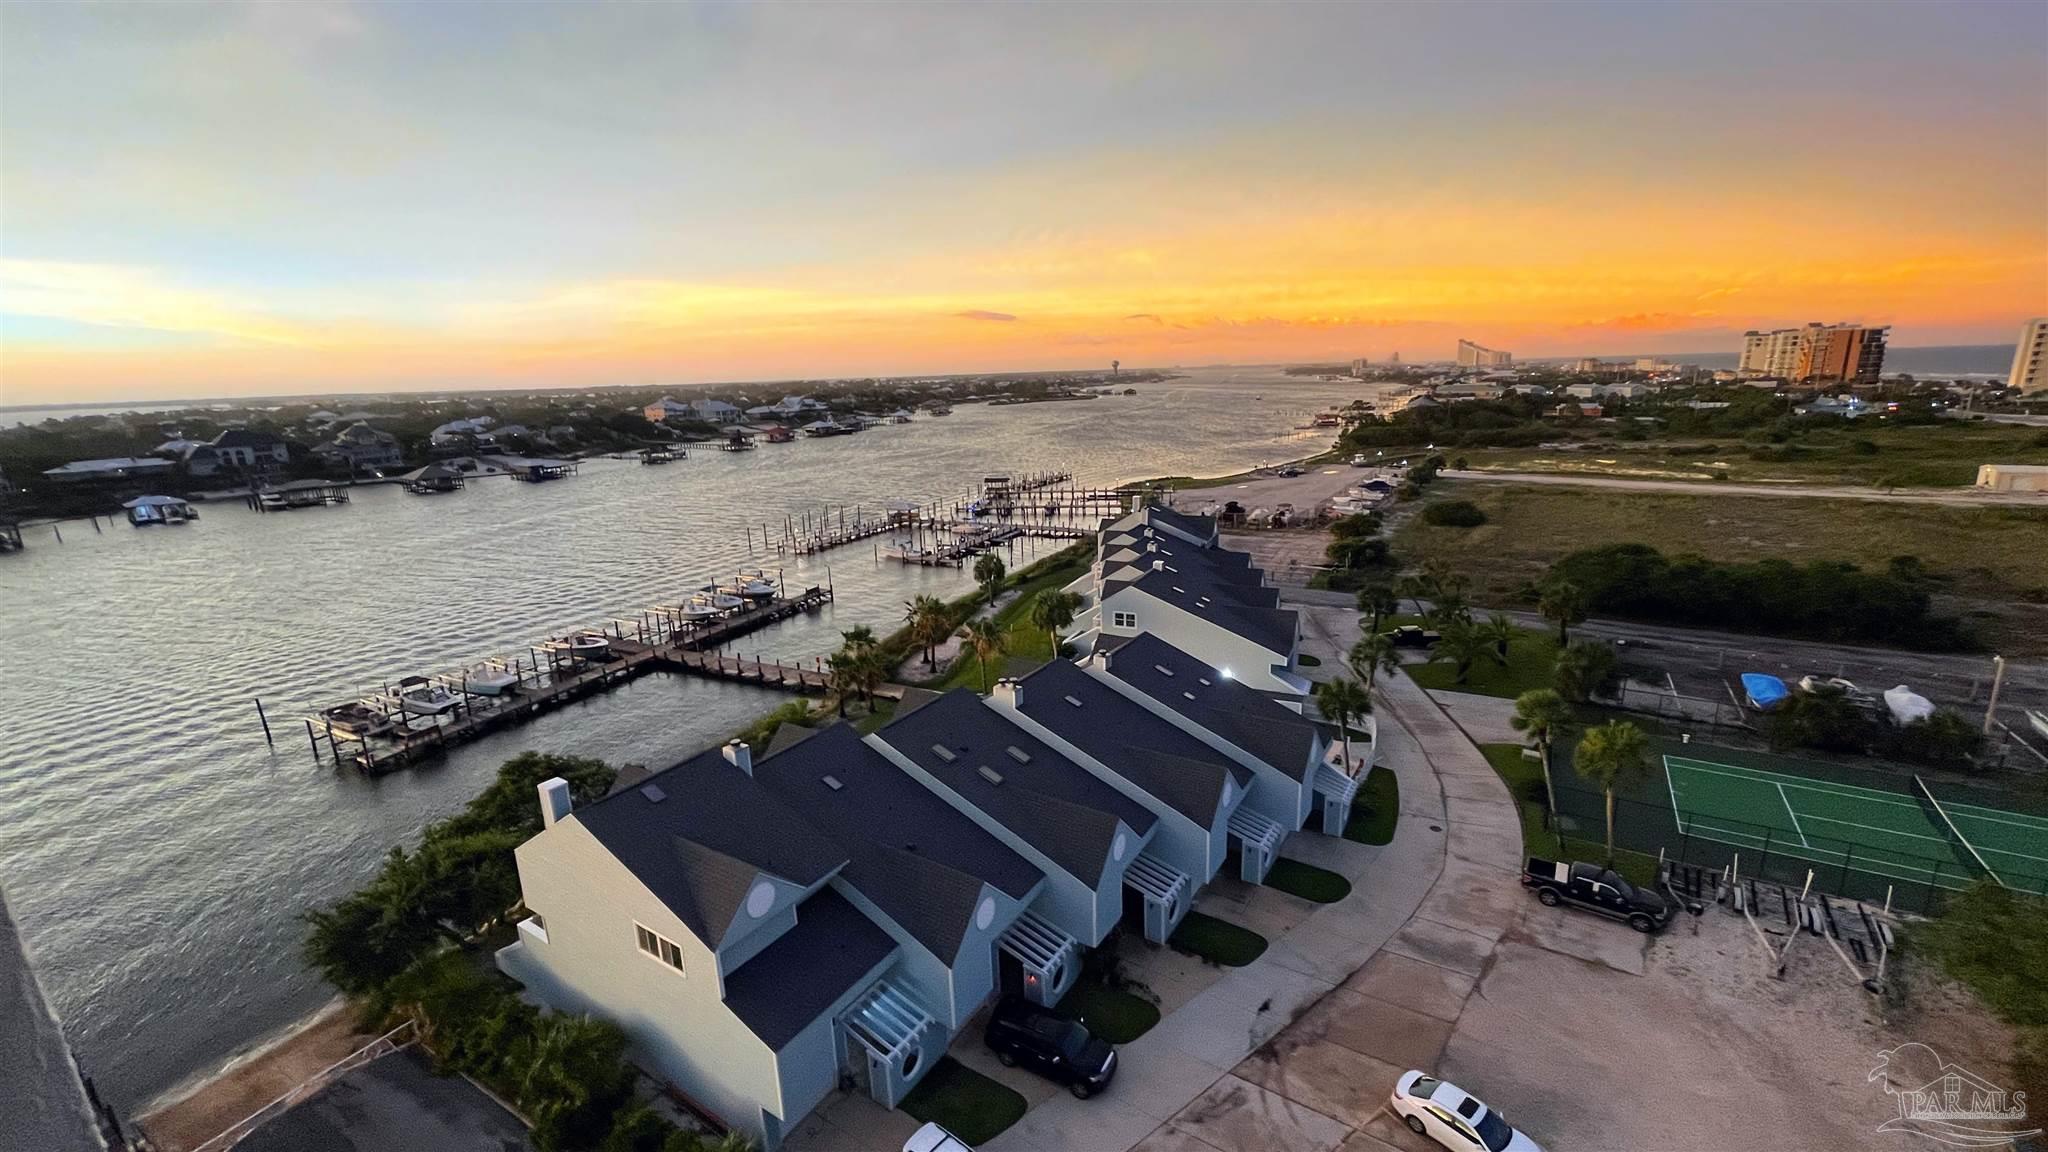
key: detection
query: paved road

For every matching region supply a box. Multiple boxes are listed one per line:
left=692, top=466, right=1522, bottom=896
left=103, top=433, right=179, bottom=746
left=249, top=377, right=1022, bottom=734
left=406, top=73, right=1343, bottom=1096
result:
left=1447, top=469, right=2045, bottom=506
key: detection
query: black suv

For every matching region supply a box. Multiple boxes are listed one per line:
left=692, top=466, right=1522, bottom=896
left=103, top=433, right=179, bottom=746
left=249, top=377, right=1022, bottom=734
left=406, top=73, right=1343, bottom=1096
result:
left=983, top=995, right=1118, bottom=1098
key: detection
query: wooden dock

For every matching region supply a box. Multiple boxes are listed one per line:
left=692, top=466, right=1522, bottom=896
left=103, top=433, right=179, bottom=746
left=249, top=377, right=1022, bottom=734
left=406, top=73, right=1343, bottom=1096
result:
left=643, top=648, right=907, bottom=701
left=312, top=586, right=834, bottom=773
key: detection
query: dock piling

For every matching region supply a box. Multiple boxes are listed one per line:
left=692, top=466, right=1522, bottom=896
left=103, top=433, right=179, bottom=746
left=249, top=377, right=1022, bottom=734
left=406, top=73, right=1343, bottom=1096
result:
left=254, top=697, right=275, bottom=746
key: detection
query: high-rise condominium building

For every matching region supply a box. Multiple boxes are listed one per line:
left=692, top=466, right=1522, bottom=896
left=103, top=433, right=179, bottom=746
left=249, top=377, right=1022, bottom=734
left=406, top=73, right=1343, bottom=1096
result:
left=2010, top=318, right=2048, bottom=394
left=1350, top=358, right=1370, bottom=377
left=1456, top=339, right=1512, bottom=368
left=1738, top=323, right=1888, bottom=384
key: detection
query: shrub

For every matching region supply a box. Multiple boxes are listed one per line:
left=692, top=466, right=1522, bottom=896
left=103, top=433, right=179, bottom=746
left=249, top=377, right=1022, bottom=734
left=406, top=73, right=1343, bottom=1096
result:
left=1547, top=543, right=1973, bottom=650
left=1422, top=500, right=1487, bottom=528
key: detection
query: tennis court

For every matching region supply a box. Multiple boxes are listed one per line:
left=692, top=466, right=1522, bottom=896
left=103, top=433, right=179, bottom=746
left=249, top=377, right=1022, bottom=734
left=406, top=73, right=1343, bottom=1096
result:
left=1663, top=755, right=2048, bottom=892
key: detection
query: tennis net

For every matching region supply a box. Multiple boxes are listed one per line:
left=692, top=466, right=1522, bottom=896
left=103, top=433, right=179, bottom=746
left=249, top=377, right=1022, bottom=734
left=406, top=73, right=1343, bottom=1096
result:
left=1914, top=774, right=2006, bottom=888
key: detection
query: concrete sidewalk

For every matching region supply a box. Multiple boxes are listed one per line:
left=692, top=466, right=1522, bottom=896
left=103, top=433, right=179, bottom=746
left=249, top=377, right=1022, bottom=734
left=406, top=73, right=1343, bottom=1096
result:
left=987, top=601, right=1531, bottom=1152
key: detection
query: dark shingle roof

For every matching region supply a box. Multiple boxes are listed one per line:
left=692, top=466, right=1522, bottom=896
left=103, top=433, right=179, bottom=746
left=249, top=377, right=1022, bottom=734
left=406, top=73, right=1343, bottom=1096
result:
left=1013, top=660, right=1249, bottom=828
left=575, top=749, right=846, bottom=946
left=722, top=888, right=895, bottom=1050
left=752, top=725, right=1041, bottom=962
left=1099, top=634, right=1317, bottom=782
left=1138, top=505, right=1219, bottom=543
left=1124, top=568, right=1297, bottom=655
left=876, top=690, right=1156, bottom=883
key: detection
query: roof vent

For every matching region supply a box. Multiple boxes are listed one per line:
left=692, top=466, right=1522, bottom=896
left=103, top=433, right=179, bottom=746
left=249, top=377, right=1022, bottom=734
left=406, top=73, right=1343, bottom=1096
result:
left=1004, top=745, right=1030, bottom=763
left=1171, top=586, right=1186, bottom=594
left=640, top=784, right=666, bottom=803
left=978, top=765, right=1005, bottom=785
left=1198, top=677, right=1212, bottom=686
left=1154, top=664, right=1174, bottom=677
left=932, top=744, right=957, bottom=762
left=1064, top=694, right=1084, bottom=707
left=1183, top=691, right=1197, bottom=701
left=822, top=775, right=843, bottom=791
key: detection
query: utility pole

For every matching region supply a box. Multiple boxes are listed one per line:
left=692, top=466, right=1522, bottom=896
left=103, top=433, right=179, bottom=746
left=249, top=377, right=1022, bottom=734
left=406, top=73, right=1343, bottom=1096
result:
left=1983, top=654, right=2007, bottom=736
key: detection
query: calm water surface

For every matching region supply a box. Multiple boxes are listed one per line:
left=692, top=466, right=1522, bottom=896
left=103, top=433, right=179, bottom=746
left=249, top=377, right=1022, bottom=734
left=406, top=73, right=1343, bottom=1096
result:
left=0, top=367, right=1374, bottom=1111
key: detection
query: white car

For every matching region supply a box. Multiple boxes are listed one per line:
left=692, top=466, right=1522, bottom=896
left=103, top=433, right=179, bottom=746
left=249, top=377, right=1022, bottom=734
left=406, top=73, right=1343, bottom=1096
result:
left=1390, top=1071, right=1544, bottom=1152
left=903, top=1120, right=975, bottom=1152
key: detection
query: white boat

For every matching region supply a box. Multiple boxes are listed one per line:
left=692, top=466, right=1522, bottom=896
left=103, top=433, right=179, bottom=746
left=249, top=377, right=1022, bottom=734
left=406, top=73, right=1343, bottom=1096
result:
left=676, top=596, right=722, bottom=622
left=726, top=571, right=777, bottom=599
left=396, top=676, right=460, bottom=716
left=568, top=632, right=612, bottom=661
left=321, top=702, right=395, bottom=738
left=124, top=495, right=198, bottom=526
left=467, top=666, right=520, bottom=696
left=698, top=587, right=745, bottom=612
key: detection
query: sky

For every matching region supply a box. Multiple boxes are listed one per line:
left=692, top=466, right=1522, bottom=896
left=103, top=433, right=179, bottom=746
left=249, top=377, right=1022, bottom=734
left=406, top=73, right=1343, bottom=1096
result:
left=2, top=1, right=2045, bottom=404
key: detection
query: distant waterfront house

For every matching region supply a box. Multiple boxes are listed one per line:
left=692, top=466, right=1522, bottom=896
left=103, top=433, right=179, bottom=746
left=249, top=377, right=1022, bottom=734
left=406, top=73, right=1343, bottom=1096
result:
left=692, top=399, right=743, bottom=424
left=41, top=456, right=175, bottom=484
left=643, top=396, right=696, bottom=424
left=208, top=428, right=291, bottom=473
left=315, top=422, right=405, bottom=470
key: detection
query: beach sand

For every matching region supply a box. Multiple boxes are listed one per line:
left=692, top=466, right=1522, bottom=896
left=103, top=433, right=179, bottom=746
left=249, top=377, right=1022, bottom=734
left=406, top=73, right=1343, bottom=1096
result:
left=138, top=1003, right=375, bottom=1152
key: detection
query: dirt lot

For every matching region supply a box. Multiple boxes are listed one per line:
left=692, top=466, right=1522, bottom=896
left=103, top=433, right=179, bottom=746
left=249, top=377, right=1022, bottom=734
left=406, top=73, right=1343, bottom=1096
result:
left=1412, top=907, right=2021, bottom=1152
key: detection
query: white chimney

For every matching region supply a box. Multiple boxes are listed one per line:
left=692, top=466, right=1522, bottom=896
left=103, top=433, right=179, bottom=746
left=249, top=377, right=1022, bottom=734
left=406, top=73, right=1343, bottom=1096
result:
left=723, top=740, right=753, bottom=775
left=538, top=777, right=572, bottom=829
left=990, top=678, right=1023, bottom=709
left=1152, top=559, right=1166, bottom=571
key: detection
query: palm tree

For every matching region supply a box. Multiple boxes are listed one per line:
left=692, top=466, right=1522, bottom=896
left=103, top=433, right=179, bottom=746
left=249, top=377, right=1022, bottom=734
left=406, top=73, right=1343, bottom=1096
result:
left=1396, top=573, right=1431, bottom=617
left=1356, top=582, right=1399, bottom=636
left=1510, top=688, right=1573, bottom=839
left=961, top=618, right=1007, bottom=692
left=1483, top=612, right=1517, bottom=663
left=972, top=553, right=1008, bottom=604
left=1348, top=631, right=1399, bottom=690
left=1314, top=676, right=1372, bottom=776
left=1539, top=579, right=1588, bottom=646
left=1029, top=589, right=1080, bottom=657
left=840, top=625, right=877, bottom=654
left=826, top=648, right=861, bottom=717
left=903, top=595, right=947, bottom=669
left=1553, top=638, right=1618, bottom=703
left=1433, top=616, right=1489, bottom=685
left=1573, top=720, right=1651, bottom=860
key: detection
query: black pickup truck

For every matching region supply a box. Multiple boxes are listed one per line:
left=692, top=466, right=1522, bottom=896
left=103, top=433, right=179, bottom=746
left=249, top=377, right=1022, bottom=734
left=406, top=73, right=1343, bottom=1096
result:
left=1521, top=858, right=1672, bottom=932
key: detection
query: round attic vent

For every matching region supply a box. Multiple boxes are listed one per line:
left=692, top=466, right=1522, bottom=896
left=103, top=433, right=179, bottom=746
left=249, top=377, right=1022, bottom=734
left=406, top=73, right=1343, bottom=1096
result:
left=1112, top=831, right=1128, bottom=862
left=976, top=896, right=996, bottom=931
left=745, top=881, right=775, bottom=919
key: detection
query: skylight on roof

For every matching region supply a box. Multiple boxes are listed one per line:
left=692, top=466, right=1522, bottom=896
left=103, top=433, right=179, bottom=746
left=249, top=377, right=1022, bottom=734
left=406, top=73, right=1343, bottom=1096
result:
left=978, top=765, right=1005, bottom=785
left=640, top=784, right=666, bottom=803
left=1064, top=694, right=1083, bottom=707
left=1005, top=746, right=1031, bottom=764
left=932, top=744, right=957, bottom=762
left=822, top=775, right=843, bottom=791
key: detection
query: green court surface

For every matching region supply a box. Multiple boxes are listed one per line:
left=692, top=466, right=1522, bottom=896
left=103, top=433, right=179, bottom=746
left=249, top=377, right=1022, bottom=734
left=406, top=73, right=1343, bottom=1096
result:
left=1663, top=755, right=2048, bottom=892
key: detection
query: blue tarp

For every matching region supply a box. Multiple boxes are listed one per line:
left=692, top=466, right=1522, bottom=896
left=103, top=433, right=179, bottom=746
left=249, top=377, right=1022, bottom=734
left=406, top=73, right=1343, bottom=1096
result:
left=1742, top=673, right=1790, bottom=711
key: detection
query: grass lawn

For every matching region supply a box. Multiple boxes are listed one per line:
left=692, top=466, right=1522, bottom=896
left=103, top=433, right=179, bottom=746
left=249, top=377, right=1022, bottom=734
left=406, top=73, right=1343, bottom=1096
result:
left=1055, top=983, right=1160, bottom=1044
left=1394, top=485, right=2048, bottom=655
left=1343, top=766, right=1400, bottom=845
left=1168, top=911, right=1268, bottom=967
left=1478, top=741, right=1659, bottom=887
left=925, top=554, right=1093, bottom=693
left=899, top=1056, right=1028, bottom=1146
left=1405, top=626, right=1559, bottom=699
left=1265, top=857, right=1351, bottom=903
left=852, top=698, right=897, bottom=734
left=1454, top=421, right=2048, bottom=489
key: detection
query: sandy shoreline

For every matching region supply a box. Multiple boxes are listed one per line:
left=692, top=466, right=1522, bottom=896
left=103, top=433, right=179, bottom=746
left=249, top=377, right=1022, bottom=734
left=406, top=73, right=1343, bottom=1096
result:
left=137, top=1000, right=374, bottom=1152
